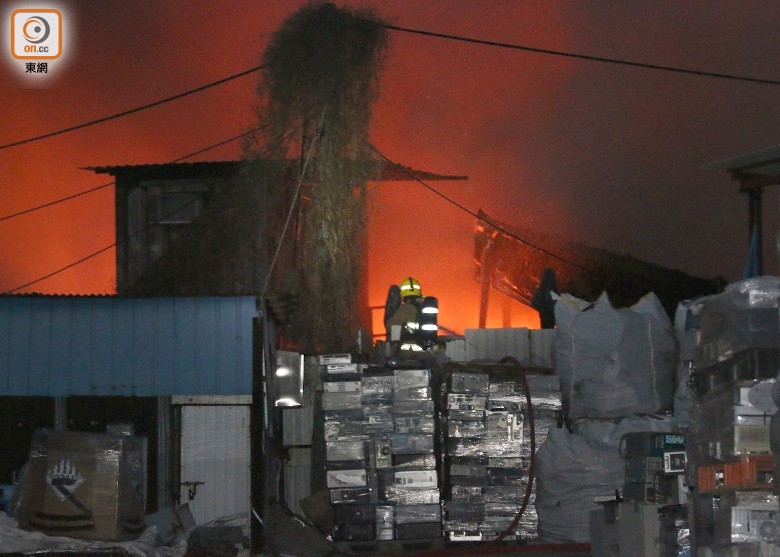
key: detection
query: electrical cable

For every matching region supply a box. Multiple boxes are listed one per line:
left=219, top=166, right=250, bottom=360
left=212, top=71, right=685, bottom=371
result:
left=494, top=356, right=535, bottom=543
left=382, top=23, right=780, bottom=86
left=0, top=127, right=262, bottom=224
left=260, top=108, right=327, bottom=300
left=1, top=126, right=266, bottom=293
left=0, top=182, right=113, bottom=223
left=0, top=64, right=265, bottom=151
left=3, top=19, right=773, bottom=154
left=366, top=142, right=592, bottom=272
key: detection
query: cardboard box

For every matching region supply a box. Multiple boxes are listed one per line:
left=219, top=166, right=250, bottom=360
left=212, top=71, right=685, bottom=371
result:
left=15, top=429, right=147, bottom=542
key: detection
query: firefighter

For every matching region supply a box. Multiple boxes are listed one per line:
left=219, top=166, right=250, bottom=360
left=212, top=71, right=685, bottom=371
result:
left=385, top=277, right=438, bottom=351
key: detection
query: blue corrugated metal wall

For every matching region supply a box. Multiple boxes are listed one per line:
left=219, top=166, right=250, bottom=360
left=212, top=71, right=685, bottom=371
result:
left=0, top=296, right=257, bottom=396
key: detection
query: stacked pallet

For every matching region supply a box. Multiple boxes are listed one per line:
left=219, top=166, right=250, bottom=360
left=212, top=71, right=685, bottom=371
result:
left=689, top=278, right=780, bottom=557
left=441, top=365, right=561, bottom=542
left=319, top=354, right=442, bottom=546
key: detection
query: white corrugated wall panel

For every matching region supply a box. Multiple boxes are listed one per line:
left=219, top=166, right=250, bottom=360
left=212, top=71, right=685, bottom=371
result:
left=465, top=328, right=530, bottom=362
left=282, top=406, right=313, bottom=446
left=180, top=405, right=251, bottom=524
left=445, top=338, right=467, bottom=362
left=529, top=329, right=556, bottom=368
left=284, top=448, right=312, bottom=516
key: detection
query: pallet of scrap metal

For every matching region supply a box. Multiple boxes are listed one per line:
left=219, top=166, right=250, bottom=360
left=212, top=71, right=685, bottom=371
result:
left=693, top=277, right=780, bottom=397
left=319, top=354, right=442, bottom=544
left=441, top=367, right=561, bottom=542
left=685, top=278, right=780, bottom=557
left=692, top=491, right=780, bottom=557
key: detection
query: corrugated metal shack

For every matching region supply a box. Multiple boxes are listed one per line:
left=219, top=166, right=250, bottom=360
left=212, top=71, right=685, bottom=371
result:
left=0, top=295, right=258, bottom=528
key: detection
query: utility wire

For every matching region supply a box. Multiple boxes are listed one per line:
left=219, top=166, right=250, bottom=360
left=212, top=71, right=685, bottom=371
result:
left=2, top=126, right=265, bottom=293
left=367, top=142, right=591, bottom=272
left=260, top=110, right=327, bottom=299
left=0, top=64, right=265, bottom=151
left=0, top=182, right=114, bottom=223
left=1, top=22, right=773, bottom=155
left=1, top=22, right=771, bottom=154
left=382, top=23, right=780, bottom=86
left=0, top=127, right=262, bottom=224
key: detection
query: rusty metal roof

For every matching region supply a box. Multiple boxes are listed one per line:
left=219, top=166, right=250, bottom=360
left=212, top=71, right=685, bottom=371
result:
left=86, top=159, right=467, bottom=182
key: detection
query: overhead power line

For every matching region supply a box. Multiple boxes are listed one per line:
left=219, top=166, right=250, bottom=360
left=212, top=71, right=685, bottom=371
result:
left=366, top=142, right=591, bottom=272
left=0, top=127, right=262, bottom=224
left=2, top=126, right=263, bottom=293
left=0, top=64, right=265, bottom=152
left=382, top=23, right=780, bottom=86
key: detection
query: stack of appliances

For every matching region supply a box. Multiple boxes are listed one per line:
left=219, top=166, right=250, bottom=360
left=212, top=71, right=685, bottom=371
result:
left=441, top=364, right=561, bottom=542
left=689, top=277, right=780, bottom=557
left=319, top=354, right=442, bottom=543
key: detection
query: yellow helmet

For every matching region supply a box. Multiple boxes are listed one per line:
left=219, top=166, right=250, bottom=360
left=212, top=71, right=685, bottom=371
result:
left=399, top=277, right=422, bottom=299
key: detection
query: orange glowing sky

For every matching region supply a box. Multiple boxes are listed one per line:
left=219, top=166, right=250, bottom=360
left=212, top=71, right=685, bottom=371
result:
left=2, top=1, right=779, bottom=335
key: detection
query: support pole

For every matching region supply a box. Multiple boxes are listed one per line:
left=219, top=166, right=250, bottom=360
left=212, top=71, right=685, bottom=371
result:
left=747, top=187, right=764, bottom=276
left=478, top=238, right=495, bottom=329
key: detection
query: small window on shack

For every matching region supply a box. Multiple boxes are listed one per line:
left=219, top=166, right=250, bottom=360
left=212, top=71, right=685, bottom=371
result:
left=157, top=191, right=203, bottom=224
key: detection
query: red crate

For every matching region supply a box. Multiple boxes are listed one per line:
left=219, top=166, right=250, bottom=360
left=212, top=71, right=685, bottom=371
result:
left=697, top=455, right=774, bottom=493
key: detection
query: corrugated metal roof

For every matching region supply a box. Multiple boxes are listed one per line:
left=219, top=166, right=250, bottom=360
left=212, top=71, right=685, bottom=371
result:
left=86, top=159, right=467, bottom=182
left=703, top=144, right=780, bottom=177
left=0, top=296, right=257, bottom=397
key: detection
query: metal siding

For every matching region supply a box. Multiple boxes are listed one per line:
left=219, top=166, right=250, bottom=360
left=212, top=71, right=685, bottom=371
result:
left=91, top=302, right=114, bottom=393
left=173, top=298, right=197, bottom=394
left=155, top=299, right=177, bottom=394
left=132, top=299, right=156, bottom=392
left=179, top=405, right=251, bottom=524
left=465, top=327, right=531, bottom=363
left=0, top=296, right=255, bottom=396
left=50, top=299, right=73, bottom=395
left=8, top=298, right=32, bottom=395
left=0, top=301, right=9, bottom=393
left=110, top=300, right=137, bottom=393
left=194, top=299, right=219, bottom=394
left=231, top=300, right=253, bottom=395
left=69, top=302, right=94, bottom=395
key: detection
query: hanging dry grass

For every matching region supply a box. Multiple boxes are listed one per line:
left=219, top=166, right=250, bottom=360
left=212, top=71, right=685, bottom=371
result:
left=249, top=2, right=388, bottom=353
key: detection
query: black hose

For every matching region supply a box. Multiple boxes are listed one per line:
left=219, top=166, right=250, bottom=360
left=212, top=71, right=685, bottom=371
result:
left=492, top=356, right=535, bottom=543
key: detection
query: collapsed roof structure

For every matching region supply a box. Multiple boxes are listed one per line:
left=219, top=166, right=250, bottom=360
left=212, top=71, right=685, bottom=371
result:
left=474, top=210, right=723, bottom=323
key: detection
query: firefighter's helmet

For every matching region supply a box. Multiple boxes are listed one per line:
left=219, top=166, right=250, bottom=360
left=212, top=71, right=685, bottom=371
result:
left=399, top=277, right=422, bottom=299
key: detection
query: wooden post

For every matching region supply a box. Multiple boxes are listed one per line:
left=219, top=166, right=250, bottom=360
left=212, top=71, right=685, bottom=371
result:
left=478, top=238, right=494, bottom=329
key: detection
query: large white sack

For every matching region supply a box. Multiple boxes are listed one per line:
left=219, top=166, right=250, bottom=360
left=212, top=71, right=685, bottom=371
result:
left=554, top=291, right=677, bottom=419
left=535, top=415, right=675, bottom=544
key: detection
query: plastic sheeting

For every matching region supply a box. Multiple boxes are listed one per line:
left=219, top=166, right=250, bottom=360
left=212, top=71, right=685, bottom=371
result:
left=14, top=429, right=147, bottom=542
left=673, top=297, right=710, bottom=429
left=0, top=511, right=250, bottom=557
left=554, top=291, right=676, bottom=419
left=696, top=276, right=780, bottom=369
left=535, top=414, right=675, bottom=543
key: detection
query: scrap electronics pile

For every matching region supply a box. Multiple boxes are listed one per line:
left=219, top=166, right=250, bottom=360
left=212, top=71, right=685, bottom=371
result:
left=687, top=276, right=780, bottom=557
left=441, top=365, right=561, bottom=542
left=321, top=354, right=442, bottom=544
left=568, top=276, right=780, bottom=557
left=313, top=276, right=780, bottom=556
left=316, top=353, right=562, bottom=547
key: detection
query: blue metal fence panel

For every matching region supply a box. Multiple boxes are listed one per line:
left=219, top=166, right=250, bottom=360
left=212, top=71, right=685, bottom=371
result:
left=0, top=296, right=257, bottom=397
